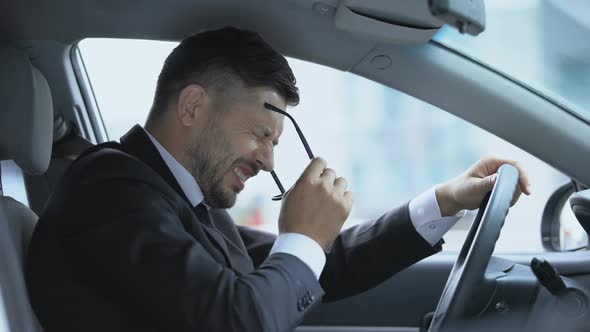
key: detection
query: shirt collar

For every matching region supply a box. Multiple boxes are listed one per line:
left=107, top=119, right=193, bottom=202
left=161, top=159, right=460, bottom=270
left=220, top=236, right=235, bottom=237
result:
left=143, top=127, right=205, bottom=207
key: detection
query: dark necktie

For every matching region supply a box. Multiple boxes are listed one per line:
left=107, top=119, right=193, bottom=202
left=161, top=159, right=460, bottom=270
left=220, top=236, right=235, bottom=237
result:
left=193, top=203, right=215, bottom=227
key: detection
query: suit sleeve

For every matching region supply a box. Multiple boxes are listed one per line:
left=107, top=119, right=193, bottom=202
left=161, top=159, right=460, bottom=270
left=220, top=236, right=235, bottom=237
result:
left=238, top=225, right=277, bottom=268
left=238, top=204, right=441, bottom=302
left=319, top=203, right=441, bottom=301
left=60, top=177, right=323, bottom=332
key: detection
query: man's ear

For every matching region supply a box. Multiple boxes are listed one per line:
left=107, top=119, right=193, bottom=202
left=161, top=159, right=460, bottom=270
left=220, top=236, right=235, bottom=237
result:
left=176, top=84, right=208, bottom=127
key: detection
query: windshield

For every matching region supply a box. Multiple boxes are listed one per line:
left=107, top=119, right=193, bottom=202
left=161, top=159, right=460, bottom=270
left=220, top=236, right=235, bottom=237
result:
left=433, top=0, right=590, bottom=122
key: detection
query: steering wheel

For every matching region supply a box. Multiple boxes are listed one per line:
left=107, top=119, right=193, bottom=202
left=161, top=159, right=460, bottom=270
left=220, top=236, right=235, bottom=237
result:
left=428, top=164, right=520, bottom=331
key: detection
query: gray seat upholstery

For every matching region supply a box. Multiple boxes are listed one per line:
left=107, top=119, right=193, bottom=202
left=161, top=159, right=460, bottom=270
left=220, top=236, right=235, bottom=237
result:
left=0, top=45, right=53, bottom=332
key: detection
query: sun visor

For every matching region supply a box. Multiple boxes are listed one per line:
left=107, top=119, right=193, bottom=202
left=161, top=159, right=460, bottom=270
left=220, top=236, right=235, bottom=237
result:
left=334, top=0, right=443, bottom=44
left=333, top=0, right=484, bottom=44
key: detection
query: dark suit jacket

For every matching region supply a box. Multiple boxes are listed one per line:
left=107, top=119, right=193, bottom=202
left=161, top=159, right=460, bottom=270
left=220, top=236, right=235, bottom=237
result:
left=26, top=125, right=440, bottom=332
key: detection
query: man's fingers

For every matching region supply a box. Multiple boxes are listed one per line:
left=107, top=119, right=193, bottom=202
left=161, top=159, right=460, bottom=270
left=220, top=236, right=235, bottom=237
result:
left=481, top=173, right=497, bottom=191
left=343, top=190, right=354, bottom=208
left=334, top=177, right=348, bottom=194
left=321, top=168, right=336, bottom=184
left=481, top=170, right=525, bottom=205
left=503, top=160, right=531, bottom=196
left=301, top=157, right=327, bottom=180
left=511, top=187, right=523, bottom=206
left=297, top=157, right=352, bottom=212
left=481, top=167, right=524, bottom=207
left=479, top=157, right=531, bottom=196
left=517, top=168, right=532, bottom=196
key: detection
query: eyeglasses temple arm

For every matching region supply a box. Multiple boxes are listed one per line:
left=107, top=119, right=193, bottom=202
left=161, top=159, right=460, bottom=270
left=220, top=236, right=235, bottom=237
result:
left=270, top=170, right=286, bottom=194
left=264, top=102, right=314, bottom=159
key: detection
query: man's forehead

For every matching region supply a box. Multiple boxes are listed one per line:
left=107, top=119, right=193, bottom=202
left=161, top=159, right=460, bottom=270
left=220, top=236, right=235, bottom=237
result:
left=240, top=86, right=287, bottom=109
left=228, top=88, right=288, bottom=132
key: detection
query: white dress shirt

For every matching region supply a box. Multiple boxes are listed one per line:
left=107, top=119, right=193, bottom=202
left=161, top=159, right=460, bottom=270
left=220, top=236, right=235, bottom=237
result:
left=144, top=128, right=462, bottom=280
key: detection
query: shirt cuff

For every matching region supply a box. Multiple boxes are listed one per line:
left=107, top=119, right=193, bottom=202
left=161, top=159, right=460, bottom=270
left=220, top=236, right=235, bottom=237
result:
left=408, top=187, right=465, bottom=246
left=269, top=233, right=326, bottom=279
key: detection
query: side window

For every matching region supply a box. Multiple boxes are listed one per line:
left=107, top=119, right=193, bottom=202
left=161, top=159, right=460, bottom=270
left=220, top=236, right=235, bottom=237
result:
left=78, top=38, right=580, bottom=253
left=0, top=160, right=29, bottom=207
left=0, top=292, right=8, bottom=332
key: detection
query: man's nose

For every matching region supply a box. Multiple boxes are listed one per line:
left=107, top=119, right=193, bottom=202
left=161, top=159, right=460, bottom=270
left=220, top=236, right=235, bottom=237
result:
left=255, top=146, right=274, bottom=172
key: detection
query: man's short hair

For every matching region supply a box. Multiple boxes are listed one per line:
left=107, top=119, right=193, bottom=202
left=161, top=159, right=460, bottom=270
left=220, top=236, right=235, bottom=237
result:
left=148, top=26, right=300, bottom=122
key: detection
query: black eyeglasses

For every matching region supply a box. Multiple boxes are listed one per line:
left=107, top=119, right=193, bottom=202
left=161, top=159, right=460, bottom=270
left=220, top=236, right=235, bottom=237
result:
left=263, top=102, right=314, bottom=201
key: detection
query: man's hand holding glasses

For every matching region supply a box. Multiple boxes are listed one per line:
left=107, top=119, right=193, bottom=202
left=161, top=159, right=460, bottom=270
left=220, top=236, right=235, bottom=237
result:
left=264, top=102, right=353, bottom=249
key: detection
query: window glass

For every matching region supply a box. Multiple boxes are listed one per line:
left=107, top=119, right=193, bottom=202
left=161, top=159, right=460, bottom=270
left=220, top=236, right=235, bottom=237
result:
left=0, top=160, right=29, bottom=207
left=0, top=290, right=8, bottom=332
left=434, top=0, right=590, bottom=122
left=78, top=39, right=577, bottom=252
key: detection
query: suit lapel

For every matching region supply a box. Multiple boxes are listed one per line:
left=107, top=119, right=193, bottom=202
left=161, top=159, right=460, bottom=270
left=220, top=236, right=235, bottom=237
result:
left=119, top=125, right=239, bottom=270
left=119, top=125, right=191, bottom=205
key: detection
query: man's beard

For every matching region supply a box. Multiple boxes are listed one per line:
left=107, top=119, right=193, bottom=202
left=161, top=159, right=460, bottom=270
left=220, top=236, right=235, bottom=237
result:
left=185, top=118, right=237, bottom=209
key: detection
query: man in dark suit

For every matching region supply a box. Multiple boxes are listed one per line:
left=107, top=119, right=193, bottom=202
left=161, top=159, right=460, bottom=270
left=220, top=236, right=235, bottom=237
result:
left=26, top=27, right=531, bottom=331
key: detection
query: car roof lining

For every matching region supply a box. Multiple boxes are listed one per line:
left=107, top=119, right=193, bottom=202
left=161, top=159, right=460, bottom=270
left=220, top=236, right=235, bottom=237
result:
left=1, top=0, right=378, bottom=71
